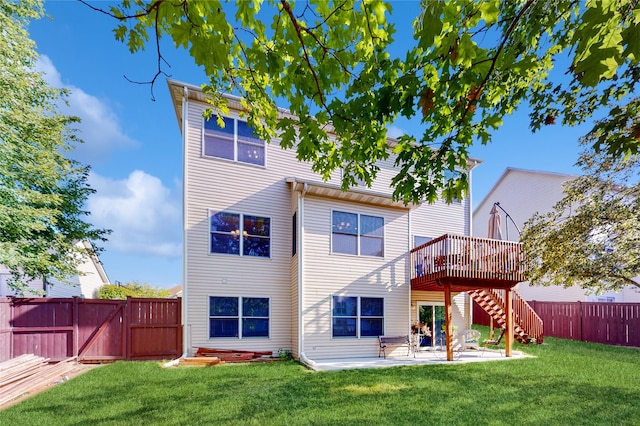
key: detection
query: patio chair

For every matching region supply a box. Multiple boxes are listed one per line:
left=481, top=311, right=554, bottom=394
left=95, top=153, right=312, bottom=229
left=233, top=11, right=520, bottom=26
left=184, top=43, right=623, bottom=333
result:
left=461, top=329, right=481, bottom=351
left=481, top=327, right=506, bottom=357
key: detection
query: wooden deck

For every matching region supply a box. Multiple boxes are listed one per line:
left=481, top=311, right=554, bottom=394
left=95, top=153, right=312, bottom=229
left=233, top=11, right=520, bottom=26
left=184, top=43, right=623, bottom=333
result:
left=411, top=234, right=526, bottom=292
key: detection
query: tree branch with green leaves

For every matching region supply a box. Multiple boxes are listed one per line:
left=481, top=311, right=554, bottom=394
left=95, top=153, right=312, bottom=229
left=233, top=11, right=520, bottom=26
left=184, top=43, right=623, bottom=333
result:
left=80, top=0, right=640, bottom=205
left=523, top=110, right=640, bottom=293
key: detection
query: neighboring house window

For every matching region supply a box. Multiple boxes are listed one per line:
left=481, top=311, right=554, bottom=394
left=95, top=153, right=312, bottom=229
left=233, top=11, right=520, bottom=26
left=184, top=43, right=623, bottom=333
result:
left=414, top=235, right=432, bottom=248
left=203, top=116, right=266, bottom=166
left=209, top=296, right=269, bottom=338
left=210, top=211, right=270, bottom=257
left=332, top=211, right=384, bottom=257
left=332, top=296, right=384, bottom=338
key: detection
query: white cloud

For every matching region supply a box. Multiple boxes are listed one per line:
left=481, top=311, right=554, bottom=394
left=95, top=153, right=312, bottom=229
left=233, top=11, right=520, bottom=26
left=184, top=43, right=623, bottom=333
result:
left=36, top=55, right=138, bottom=164
left=387, top=125, right=406, bottom=139
left=87, top=170, right=181, bottom=257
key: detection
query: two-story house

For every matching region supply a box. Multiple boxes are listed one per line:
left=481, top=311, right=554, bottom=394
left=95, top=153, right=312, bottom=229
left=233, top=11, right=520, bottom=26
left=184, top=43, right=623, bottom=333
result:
left=168, top=80, right=535, bottom=362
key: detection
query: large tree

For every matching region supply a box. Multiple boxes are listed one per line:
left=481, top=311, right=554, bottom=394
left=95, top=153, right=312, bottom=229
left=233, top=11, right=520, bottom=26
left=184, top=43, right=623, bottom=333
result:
left=83, top=0, right=640, bottom=204
left=523, top=127, right=640, bottom=293
left=1, top=0, right=108, bottom=295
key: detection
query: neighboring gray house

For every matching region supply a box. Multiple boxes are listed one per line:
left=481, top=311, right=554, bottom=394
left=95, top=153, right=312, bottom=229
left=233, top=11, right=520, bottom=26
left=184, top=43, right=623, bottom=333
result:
left=0, top=240, right=110, bottom=298
left=168, top=80, right=486, bottom=361
left=473, top=167, right=640, bottom=303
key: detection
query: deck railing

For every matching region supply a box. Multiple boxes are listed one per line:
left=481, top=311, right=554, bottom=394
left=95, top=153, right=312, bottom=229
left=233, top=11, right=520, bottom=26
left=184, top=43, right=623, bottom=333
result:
left=411, top=234, right=526, bottom=283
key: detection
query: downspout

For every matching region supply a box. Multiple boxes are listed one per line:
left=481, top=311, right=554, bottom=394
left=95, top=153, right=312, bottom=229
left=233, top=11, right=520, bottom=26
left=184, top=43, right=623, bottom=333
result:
left=181, top=85, right=190, bottom=358
left=297, top=182, right=315, bottom=367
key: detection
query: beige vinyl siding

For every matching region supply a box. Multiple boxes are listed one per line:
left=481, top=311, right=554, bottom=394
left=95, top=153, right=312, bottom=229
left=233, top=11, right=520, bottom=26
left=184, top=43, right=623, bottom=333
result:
left=300, top=195, right=410, bottom=359
left=183, top=97, right=411, bottom=356
left=515, top=281, right=587, bottom=302
left=184, top=101, right=295, bottom=354
left=179, top=88, right=477, bottom=358
left=473, top=169, right=573, bottom=242
left=410, top=197, right=468, bottom=241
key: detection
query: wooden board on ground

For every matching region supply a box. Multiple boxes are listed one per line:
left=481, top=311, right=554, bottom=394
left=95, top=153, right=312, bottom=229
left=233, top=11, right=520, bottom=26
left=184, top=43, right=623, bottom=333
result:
left=194, top=347, right=274, bottom=362
left=178, top=357, right=223, bottom=367
left=0, top=355, right=88, bottom=408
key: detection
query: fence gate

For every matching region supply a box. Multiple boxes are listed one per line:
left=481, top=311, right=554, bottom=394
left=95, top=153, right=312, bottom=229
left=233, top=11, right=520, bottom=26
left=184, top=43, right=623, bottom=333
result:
left=0, top=297, right=182, bottom=363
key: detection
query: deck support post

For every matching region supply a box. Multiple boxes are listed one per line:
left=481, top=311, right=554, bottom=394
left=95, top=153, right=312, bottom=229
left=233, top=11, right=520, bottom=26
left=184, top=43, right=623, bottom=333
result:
left=505, top=288, right=513, bottom=357
left=444, top=282, right=453, bottom=361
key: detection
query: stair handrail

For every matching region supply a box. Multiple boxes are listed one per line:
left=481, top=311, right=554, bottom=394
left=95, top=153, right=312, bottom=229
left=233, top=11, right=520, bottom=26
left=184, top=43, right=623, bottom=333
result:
left=471, top=288, right=544, bottom=344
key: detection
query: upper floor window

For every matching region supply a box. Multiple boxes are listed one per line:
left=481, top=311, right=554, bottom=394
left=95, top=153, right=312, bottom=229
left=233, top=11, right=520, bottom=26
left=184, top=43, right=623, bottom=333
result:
left=204, top=116, right=265, bottom=166
left=210, top=211, right=270, bottom=257
left=332, top=211, right=384, bottom=257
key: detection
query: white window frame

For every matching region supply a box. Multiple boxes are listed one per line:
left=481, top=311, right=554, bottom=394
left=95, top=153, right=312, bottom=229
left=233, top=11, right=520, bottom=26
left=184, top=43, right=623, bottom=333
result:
left=331, top=295, right=385, bottom=339
left=202, top=115, right=266, bottom=167
left=208, top=295, right=271, bottom=339
left=209, top=210, right=271, bottom=258
left=331, top=210, right=385, bottom=257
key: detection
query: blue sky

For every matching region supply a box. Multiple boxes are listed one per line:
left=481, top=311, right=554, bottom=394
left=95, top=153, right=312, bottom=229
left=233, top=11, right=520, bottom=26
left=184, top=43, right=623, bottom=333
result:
left=29, top=1, right=591, bottom=288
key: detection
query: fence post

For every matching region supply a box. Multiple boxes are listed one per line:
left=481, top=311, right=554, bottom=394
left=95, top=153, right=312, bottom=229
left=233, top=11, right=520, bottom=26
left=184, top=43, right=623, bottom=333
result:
left=577, top=301, right=582, bottom=342
left=73, top=296, right=79, bottom=358
left=124, top=297, right=130, bottom=360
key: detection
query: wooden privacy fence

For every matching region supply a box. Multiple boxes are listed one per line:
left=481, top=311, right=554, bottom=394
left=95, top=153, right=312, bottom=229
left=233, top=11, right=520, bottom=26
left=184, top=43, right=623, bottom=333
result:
left=474, top=300, right=640, bottom=348
left=0, top=297, right=182, bottom=363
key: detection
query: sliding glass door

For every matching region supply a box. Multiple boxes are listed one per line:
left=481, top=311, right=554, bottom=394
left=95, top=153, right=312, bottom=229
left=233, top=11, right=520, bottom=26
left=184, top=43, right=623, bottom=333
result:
left=417, top=302, right=445, bottom=349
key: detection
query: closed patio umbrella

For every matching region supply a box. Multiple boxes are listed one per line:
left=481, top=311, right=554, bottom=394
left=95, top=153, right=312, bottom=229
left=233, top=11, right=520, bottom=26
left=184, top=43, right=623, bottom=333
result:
left=488, top=204, right=503, bottom=240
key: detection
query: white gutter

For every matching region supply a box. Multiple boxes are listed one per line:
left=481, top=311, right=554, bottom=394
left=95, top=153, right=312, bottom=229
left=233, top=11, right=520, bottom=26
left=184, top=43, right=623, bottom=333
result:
left=296, top=182, right=315, bottom=368
left=181, top=85, right=190, bottom=358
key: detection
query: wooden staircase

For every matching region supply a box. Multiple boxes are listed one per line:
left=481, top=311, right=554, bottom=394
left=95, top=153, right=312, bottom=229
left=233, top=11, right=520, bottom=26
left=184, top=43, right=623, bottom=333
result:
left=469, top=288, right=544, bottom=344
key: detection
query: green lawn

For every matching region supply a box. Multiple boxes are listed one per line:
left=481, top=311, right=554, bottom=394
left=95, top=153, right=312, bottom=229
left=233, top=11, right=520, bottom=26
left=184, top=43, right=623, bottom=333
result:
left=1, top=330, right=639, bottom=426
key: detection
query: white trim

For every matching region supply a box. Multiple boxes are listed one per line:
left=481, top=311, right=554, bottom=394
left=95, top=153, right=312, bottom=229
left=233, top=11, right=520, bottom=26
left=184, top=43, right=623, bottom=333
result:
left=181, top=86, right=189, bottom=357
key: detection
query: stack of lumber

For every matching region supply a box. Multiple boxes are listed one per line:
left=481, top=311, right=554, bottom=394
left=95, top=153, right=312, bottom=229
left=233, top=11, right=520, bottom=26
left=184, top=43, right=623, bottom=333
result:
left=0, top=354, right=77, bottom=406
left=195, top=347, right=274, bottom=362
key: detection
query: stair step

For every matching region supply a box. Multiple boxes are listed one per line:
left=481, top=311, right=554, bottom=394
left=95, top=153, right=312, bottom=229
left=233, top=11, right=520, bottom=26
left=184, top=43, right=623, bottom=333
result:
left=470, top=288, right=543, bottom=345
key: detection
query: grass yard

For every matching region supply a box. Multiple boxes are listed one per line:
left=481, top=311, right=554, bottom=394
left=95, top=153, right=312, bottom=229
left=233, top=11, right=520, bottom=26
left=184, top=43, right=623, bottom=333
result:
left=1, top=331, right=638, bottom=426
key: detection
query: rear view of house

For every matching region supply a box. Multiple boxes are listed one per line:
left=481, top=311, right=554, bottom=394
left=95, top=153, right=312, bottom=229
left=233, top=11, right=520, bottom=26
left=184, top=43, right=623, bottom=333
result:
left=169, top=80, right=535, bottom=362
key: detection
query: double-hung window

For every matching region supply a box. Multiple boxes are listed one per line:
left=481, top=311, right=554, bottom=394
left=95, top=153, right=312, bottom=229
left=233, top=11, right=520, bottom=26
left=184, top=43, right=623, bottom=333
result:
left=210, top=211, right=270, bottom=257
left=204, top=116, right=266, bottom=166
left=332, top=211, right=384, bottom=257
left=209, top=296, right=269, bottom=338
left=332, top=296, right=384, bottom=338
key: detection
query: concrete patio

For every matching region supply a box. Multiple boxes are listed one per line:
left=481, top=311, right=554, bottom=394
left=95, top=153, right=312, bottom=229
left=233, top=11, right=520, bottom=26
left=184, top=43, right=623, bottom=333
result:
left=304, top=348, right=533, bottom=371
